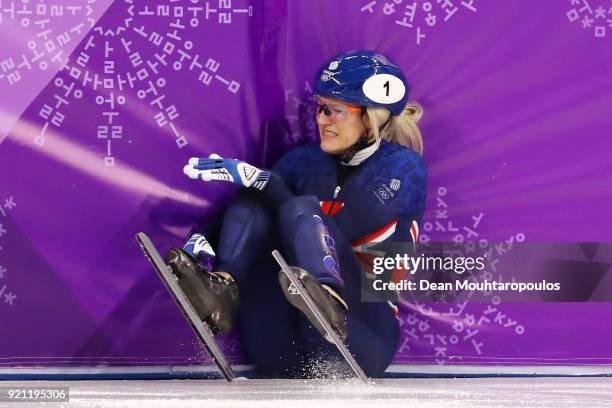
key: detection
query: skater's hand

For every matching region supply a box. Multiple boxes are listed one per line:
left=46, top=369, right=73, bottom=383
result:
left=183, top=154, right=270, bottom=190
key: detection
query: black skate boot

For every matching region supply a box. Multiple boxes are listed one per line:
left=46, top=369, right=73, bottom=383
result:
left=279, top=267, right=348, bottom=342
left=164, top=248, right=239, bottom=334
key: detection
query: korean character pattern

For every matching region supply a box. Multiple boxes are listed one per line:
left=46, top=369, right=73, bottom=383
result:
left=173, top=40, right=194, bottom=70
left=173, top=3, right=185, bottom=19
left=217, top=0, right=253, bottom=23
left=568, top=0, right=612, bottom=37
left=188, top=1, right=204, bottom=27
left=16, top=0, right=33, bottom=27
left=13, top=0, right=251, bottom=157
left=382, top=0, right=403, bottom=16
left=82, top=69, right=102, bottom=90
left=149, top=31, right=164, bottom=47
left=460, top=0, right=476, bottom=12
left=4, top=53, right=32, bottom=79
left=38, top=103, right=64, bottom=127
left=137, top=77, right=166, bottom=107
left=138, top=5, right=155, bottom=16
left=361, top=0, right=476, bottom=44
left=114, top=70, right=137, bottom=92
left=8, top=0, right=86, bottom=73
left=36, top=17, right=52, bottom=42
left=34, top=76, right=83, bottom=146
left=135, top=74, right=187, bottom=148
left=394, top=2, right=425, bottom=43
left=437, top=0, right=458, bottom=21
left=396, top=1, right=417, bottom=28
left=422, top=1, right=437, bottom=26
left=0, top=283, right=17, bottom=306
left=360, top=1, right=377, bottom=14
left=95, top=92, right=125, bottom=112
left=396, top=185, right=528, bottom=362
left=0, top=57, right=20, bottom=85
left=96, top=124, right=123, bottom=140
left=482, top=299, right=525, bottom=335
left=63, top=53, right=86, bottom=84
left=28, top=40, right=48, bottom=70
left=0, top=0, right=82, bottom=25
left=167, top=19, right=186, bottom=42
left=567, top=0, right=594, bottom=23
left=1, top=0, right=16, bottom=21
left=154, top=105, right=179, bottom=127
left=176, top=0, right=253, bottom=25
left=396, top=303, right=479, bottom=362
left=200, top=57, right=219, bottom=85
left=219, top=0, right=232, bottom=23
left=95, top=91, right=126, bottom=167
left=415, top=189, right=453, bottom=242
left=186, top=53, right=241, bottom=93
left=156, top=4, right=170, bottom=17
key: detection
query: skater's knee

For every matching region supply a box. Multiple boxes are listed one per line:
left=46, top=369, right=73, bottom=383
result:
left=223, top=197, right=272, bottom=240
left=229, top=192, right=270, bottom=217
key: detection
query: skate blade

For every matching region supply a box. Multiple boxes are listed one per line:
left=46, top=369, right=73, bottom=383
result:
left=136, top=232, right=235, bottom=381
left=272, top=250, right=371, bottom=384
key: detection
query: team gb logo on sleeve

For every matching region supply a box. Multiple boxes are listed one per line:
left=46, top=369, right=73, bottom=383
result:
left=372, top=179, right=400, bottom=204
left=390, top=179, right=401, bottom=191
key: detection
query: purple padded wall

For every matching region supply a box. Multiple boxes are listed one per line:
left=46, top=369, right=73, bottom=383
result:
left=0, top=0, right=611, bottom=369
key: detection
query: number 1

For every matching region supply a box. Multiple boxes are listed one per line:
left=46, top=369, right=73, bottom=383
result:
left=383, top=80, right=390, bottom=96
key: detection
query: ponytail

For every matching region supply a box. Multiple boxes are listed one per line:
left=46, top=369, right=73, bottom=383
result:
left=365, top=102, right=424, bottom=154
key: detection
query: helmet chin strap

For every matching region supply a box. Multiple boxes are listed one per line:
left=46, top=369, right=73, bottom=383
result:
left=337, top=108, right=392, bottom=165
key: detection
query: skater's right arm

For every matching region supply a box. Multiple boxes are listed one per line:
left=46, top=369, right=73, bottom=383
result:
left=254, top=145, right=312, bottom=207
left=257, top=171, right=295, bottom=208
left=183, top=153, right=295, bottom=208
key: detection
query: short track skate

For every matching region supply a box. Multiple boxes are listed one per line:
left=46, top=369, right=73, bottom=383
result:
left=272, top=249, right=371, bottom=384
left=136, top=232, right=235, bottom=381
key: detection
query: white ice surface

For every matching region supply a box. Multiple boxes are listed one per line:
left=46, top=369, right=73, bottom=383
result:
left=4, top=378, right=612, bottom=408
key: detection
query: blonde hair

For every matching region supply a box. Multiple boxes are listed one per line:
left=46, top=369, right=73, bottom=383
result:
left=365, top=102, right=424, bottom=154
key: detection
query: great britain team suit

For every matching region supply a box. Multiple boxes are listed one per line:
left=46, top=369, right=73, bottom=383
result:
left=212, top=138, right=428, bottom=378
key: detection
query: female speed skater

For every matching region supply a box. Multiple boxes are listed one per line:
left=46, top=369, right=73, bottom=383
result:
left=164, top=50, right=428, bottom=378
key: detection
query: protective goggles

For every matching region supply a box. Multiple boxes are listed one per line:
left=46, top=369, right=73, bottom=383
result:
left=315, top=97, right=362, bottom=122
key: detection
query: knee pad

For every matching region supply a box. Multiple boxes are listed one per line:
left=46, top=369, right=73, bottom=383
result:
left=279, top=196, right=342, bottom=285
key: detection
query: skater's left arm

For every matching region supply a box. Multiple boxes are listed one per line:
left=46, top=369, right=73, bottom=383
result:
left=341, top=151, right=427, bottom=291
left=335, top=150, right=428, bottom=244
